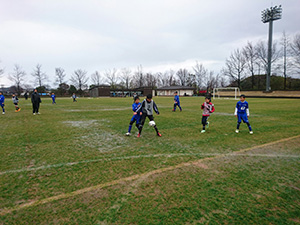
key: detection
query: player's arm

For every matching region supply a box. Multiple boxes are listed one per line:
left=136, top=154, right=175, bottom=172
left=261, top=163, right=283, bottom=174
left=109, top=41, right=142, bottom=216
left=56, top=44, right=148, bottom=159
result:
left=201, top=103, right=204, bottom=109
left=210, top=104, right=215, bottom=113
left=246, top=103, right=250, bottom=117
left=135, top=100, right=144, bottom=115
left=234, top=103, right=238, bottom=116
left=153, top=101, right=159, bottom=115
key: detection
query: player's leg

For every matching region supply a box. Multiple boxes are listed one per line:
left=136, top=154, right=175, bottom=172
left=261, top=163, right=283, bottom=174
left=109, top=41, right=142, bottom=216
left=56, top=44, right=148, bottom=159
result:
left=36, top=103, right=40, bottom=114
left=138, top=114, right=147, bottom=136
left=32, top=103, right=36, bottom=114
left=236, top=114, right=242, bottom=133
left=1, top=104, right=5, bottom=114
left=178, top=103, right=182, bottom=111
left=127, top=118, right=135, bottom=135
left=201, top=116, right=207, bottom=133
left=243, top=115, right=253, bottom=133
left=149, top=115, right=161, bottom=136
left=173, top=103, right=176, bottom=111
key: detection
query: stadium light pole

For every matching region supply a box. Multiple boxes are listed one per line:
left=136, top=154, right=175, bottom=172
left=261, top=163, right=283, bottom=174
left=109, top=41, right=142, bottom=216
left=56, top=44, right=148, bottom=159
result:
left=261, top=5, right=282, bottom=92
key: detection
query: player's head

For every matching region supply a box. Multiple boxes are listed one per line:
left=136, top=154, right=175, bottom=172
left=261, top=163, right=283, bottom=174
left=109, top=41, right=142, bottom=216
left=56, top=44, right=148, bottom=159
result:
left=52, top=92, right=54, bottom=95
left=134, top=96, right=140, bottom=103
left=240, top=94, right=246, bottom=101
left=34, top=89, right=37, bottom=92
left=12, top=93, right=15, bottom=97
left=174, top=91, right=178, bottom=95
left=0, top=91, right=2, bottom=95
left=146, top=94, right=152, bottom=102
left=205, top=96, right=211, bottom=103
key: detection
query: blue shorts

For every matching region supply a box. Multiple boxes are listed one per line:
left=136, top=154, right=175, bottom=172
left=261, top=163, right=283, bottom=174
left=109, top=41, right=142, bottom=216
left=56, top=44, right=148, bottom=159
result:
left=131, top=115, right=140, bottom=124
left=237, top=113, right=249, bottom=123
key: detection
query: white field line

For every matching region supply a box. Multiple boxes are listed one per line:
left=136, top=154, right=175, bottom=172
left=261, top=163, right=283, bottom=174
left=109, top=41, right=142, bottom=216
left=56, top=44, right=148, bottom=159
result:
left=0, top=134, right=300, bottom=215
left=1, top=152, right=299, bottom=176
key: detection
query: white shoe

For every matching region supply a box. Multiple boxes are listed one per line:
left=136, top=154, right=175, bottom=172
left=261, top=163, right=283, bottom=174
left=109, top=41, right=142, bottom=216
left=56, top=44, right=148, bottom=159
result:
left=2, top=112, right=5, bottom=115
left=37, top=112, right=40, bottom=115
left=201, top=130, right=206, bottom=133
left=235, top=129, right=239, bottom=133
left=125, top=132, right=131, bottom=136
left=33, top=113, right=36, bottom=115
left=250, top=131, right=253, bottom=134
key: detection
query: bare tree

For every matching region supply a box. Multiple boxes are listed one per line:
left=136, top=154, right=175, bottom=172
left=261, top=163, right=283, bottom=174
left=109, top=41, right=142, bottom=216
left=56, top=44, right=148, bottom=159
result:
left=243, top=42, right=258, bottom=89
left=70, top=69, right=89, bottom=92
left=132, top=65, right=144, bottom=88
left=9, top=64, right=26, bottom=95
left=290, top=33, right=300, bottom=75
left=91, top=71, right=103, bottom=86
left=120, top=68, right=132, bottom=89
left=255, top=40, right=281, bottom=74
left=0, top=61, right=4, bottom=80
left=193, top=62, right=207, bottom=89
left=224, top=48, right=247, bottom=89
left=144, top=73, right=157, bottom=88
left=104, top=68, right=118, bottom=88
left=32, top=64, right=47, bottom=88
left=55, top=67, right=66, bottom=85
left=176, top=68, right=189, bottom=86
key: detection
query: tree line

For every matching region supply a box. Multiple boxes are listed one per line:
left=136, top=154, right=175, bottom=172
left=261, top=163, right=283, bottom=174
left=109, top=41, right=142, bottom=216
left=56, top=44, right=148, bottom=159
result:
left=0, top=32, right=299, bottom=96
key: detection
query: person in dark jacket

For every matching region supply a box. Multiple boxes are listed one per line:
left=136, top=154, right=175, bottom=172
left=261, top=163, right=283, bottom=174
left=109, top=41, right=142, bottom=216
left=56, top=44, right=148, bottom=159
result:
left=31, top=89, right=41, bottom=115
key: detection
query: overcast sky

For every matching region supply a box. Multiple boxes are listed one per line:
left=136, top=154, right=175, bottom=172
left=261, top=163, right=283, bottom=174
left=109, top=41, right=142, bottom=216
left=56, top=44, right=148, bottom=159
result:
left=0, top=0, right=299, bottom=87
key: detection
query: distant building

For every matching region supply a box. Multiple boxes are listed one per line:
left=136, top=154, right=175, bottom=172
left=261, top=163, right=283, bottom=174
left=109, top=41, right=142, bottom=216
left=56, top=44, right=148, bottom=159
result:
left=89, top=86, right=154, bottom=97
left=157, top=86, right=195, bottom=96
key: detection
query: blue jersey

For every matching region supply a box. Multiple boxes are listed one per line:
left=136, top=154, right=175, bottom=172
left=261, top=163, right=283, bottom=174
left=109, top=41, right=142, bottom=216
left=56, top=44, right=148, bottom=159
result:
left=0, top=95, right=5, bottom=104
left=131, top=102, right=141, bottom=121
left=235, top=101, right=249, bottom=115
left=51, top=94, right=56, bottom=99
left=174, top=95, right=180, bottom=104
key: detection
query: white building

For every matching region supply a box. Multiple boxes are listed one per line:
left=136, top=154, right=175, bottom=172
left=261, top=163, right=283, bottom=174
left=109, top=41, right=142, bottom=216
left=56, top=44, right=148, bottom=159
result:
left=157, top=86, right=195, bottom=96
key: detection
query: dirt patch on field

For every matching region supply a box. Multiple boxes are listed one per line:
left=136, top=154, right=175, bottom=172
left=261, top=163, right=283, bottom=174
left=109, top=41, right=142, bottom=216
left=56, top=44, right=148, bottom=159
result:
left=62, top=120, right=98, bottom=128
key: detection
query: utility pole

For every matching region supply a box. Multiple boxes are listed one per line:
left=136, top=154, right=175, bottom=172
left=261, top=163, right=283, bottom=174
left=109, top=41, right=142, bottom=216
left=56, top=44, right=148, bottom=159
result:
left=261, top=5, right=282, bottom=92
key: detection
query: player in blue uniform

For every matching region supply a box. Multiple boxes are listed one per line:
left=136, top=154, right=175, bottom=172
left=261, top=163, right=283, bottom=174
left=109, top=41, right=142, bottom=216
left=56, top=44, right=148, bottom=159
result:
left=234, top=95, right=253, bottom=134
left=172, top=91, right=182, bottom=112
left=0, top=91, right=5, bottom=115
left=51, top=93, right=56, bottom=104
left=126, top=96, right=141, bottom=136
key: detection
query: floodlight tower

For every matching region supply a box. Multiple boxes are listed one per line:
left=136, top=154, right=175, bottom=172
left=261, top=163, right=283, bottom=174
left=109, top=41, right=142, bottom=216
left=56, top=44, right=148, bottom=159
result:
left=261, top=5, right=282, bottom=92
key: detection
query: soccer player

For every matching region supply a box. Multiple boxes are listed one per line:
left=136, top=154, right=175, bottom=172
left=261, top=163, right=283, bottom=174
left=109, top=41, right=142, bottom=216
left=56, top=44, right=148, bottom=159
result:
left=31, top=89, right=42, bottom=115
left=12, top=94, right=21, bottom=112
left=126, top=96, right=141, bottom=136
left=173, top=91, right=182, bottom=112
left=51, top=92, right=56, bottom=104
left=72, top=93, right=77, bottom=102
left=201, top=97, right=215, bottom=133
left=0, top=91, right=5, bottom=115
left=234, top=94, right=253, bottom=134
left=135, top=94, right=161, bottom=137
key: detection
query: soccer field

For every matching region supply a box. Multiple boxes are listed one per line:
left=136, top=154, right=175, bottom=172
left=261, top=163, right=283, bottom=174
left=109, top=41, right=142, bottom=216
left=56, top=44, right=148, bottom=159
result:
left=0, top=97, right=300, bottom=224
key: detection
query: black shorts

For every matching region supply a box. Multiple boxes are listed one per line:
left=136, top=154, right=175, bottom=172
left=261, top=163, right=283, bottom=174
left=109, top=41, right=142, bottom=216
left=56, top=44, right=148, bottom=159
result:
left=14, top=103, right=18, bottom=106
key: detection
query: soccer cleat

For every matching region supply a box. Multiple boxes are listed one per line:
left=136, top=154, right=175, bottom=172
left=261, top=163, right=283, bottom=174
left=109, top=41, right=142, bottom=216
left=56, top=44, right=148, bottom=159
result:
left=37, top=112, right=41, bottom=115
left=180, top=109, right=182, bottom=112
left=2, top=112, right=5, bottom=115
left=201, top=130, right=206, bottom=133
left=18, top=108, right=21, bottom=112
left=206, top=121, right=210, bottom=128
left=235, top=129, right=239, bottom=133
left=250, top=131, right=253, bottom=134
left=33, top=113, right=36, bottom=115
left=157, top=132, right=162, bottom=137
left=172, top=109, right=175, bottom=112
left=125, top=132, right=131, bottom=136
left=137, top=133, right=141, bottom=138
left=15, top=110, right=18, bottom=112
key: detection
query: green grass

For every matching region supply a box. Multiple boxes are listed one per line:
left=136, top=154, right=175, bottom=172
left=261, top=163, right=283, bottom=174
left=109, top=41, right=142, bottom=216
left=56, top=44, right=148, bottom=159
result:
left=0, top=96, right=299, bottom=224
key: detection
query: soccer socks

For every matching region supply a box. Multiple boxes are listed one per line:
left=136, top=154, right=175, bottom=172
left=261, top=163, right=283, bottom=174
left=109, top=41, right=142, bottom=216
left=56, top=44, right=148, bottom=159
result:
left=154, top=125, right=159, bottom=134
left=237, top=122, right=241, bottom=130
left=128, top=125, right=132, bottom=133
left=246, top=122, right=252, bottom=131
